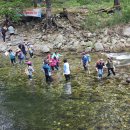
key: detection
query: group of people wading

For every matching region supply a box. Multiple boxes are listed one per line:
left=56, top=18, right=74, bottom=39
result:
left=6, top=45, right=116, bottom=83
left=81, top=52, right=116, bottom=80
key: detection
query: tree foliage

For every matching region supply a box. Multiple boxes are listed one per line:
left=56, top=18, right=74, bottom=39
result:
left=0, top=0, right=31, bottom=22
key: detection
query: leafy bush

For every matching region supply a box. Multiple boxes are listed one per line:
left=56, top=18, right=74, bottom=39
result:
left=0, top=0, right=31, bottom=22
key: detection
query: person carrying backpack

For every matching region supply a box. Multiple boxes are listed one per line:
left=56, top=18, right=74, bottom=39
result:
left=27, top=43, right=34, bottom=58
left=96, top=59, right=105, bottom=79
left=81, top=52, right=90, bottom=71
left=17, top=49, right=25, bottom=64
left=8, top=49, right=16, bottom=65
left=106, top=57, right=116, bottom=77
left=42, top=60, right=53, bottom=83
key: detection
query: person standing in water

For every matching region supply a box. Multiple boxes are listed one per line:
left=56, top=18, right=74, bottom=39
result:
left=106, top=57, right=116, bottom=77
left=42, top=60, right=53, bottom=83
left=96, top=59, right=105, bottom=79
left=63, top=59, right=71, bottom=81
left=81, top=52, right=91, bottom=72
left=25, top=61, right=34, bottom=80
left=8, top=49, right=16, bottom=65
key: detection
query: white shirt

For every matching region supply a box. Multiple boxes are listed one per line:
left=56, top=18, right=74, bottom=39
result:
left=63, top=62, right=70, bottom=75
left=8, top=26, right=15, bottom=34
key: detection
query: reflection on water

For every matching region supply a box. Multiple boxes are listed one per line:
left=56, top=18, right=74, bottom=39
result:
left=64, top=82, right=72, bottom=95
left=0, top=82, right=14, bottom=130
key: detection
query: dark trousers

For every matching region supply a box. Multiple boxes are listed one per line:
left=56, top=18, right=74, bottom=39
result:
left=10, top=58, right=16, bottom=65
left=29, top=52, right=33, bottom=58
left=2, top=33, right=6, bottom=42
left=28, top=75, right=32, bottom=79
left=107, top=68, right=115, bottom=76
left=64, top=74, right=70, bottom=81
left=45, top=75, right=53, bottom=83
left=83, top=64, right=88, bottom=71
left=51, top=66, right=58, bottom=71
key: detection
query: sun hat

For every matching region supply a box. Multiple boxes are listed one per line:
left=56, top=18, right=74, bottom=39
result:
left=26, top=61, right=32, bottom=65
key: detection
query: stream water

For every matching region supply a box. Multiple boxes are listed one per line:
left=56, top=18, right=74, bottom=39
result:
left=0, top=53, right=130, bottom=130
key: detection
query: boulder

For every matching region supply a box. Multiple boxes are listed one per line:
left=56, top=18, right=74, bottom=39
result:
left=86, top=41, right=93, bottom=47
left=94, top=42, right=104, bottom=51
left=73, top=41, right=79, bottom=48
left=123, top=27, right=130, bottom=37
left=80, top=41, right=86, bottom=46
left=34, top=45, right=50, bottom=53
left=120, top=39, right=126, bottom=43
left=86, top=47, right=92, bottom=52
left=55, top=34, right=64, bottom=43
left=126, top=78, right=130, bottom=83
left=36, top=34, right=42, bottom=39
left=126, top=38, right=130, bottom=43
left=0, top=44, right=7, bottom=52
left=41, top=45, right=50, bottom=53
left=102, top=36, right=109, bottom=43
left=53, top=42, right=62, bottom=49
left=111, top=38, right=117, bottom=45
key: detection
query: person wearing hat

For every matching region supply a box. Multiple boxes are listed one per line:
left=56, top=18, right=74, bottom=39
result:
left=42, top=59, right=53, bottom=83
left=96, top=59, right=105, bottom=79
left=106, top=57, right=116, bottom=77
left=25, top=61, right=34, bottom=80
left=17, top=49, right=25, bottom=64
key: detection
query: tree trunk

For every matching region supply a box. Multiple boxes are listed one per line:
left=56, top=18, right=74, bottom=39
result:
left=114, top=0, right=120, bottom=10
left=33, top=0, right=38, bottom=8
left=45, top=0, right=52, bottom=28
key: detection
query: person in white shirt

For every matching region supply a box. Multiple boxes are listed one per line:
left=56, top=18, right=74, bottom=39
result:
left=63, top=59, right=70, bottom=81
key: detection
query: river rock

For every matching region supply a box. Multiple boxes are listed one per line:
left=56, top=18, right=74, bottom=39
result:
left=41, top=45, right=50, bottom=53
left=94, top=42, right=104, bottom=51
left=36, top=34, right=42, bottom=39
left=73, top=41, right=79, bottom=48
left=80, top=41, right=86, bottom=46
left=86, top=41, right=93, bottom=47
left=55, top=34, right=64, bottom=43
left=126, top=38, right=130, bottom=43
left=126, top=78, right=130, bottom=83
left=102, top=36, right=109, bottom=43
left=53, top=42, right=62, bottom=49
left=0, top=44, right=7, bottom=52
left=111, top=38, right=117, bottom=45
left=34, top=45, right=50, bottom=53
left=86, top=47, right=92, bottom=52
left=123, top=27, right=130, bottom=37
left=120, top=39, right=126, bottom=43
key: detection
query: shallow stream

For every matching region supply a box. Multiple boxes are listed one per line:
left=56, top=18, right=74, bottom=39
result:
left=0, top=52, right=130, bottom=130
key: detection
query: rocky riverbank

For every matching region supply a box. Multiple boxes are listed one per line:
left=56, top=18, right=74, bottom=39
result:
left=0, top=18, right=130, bottom=54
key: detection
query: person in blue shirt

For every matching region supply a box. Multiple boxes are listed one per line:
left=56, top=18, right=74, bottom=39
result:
left=42, top=60, right=53, bottom=83
left=81, top=52, right=91, bottom=71
left=96, top=59, right=105, bottom=79
left=8, top=49, right=16, bottom=65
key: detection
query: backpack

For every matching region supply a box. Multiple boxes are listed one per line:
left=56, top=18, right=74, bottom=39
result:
left=82, top=55, right=89, bottom=64
left=18, top=52, right=24, bottom=59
